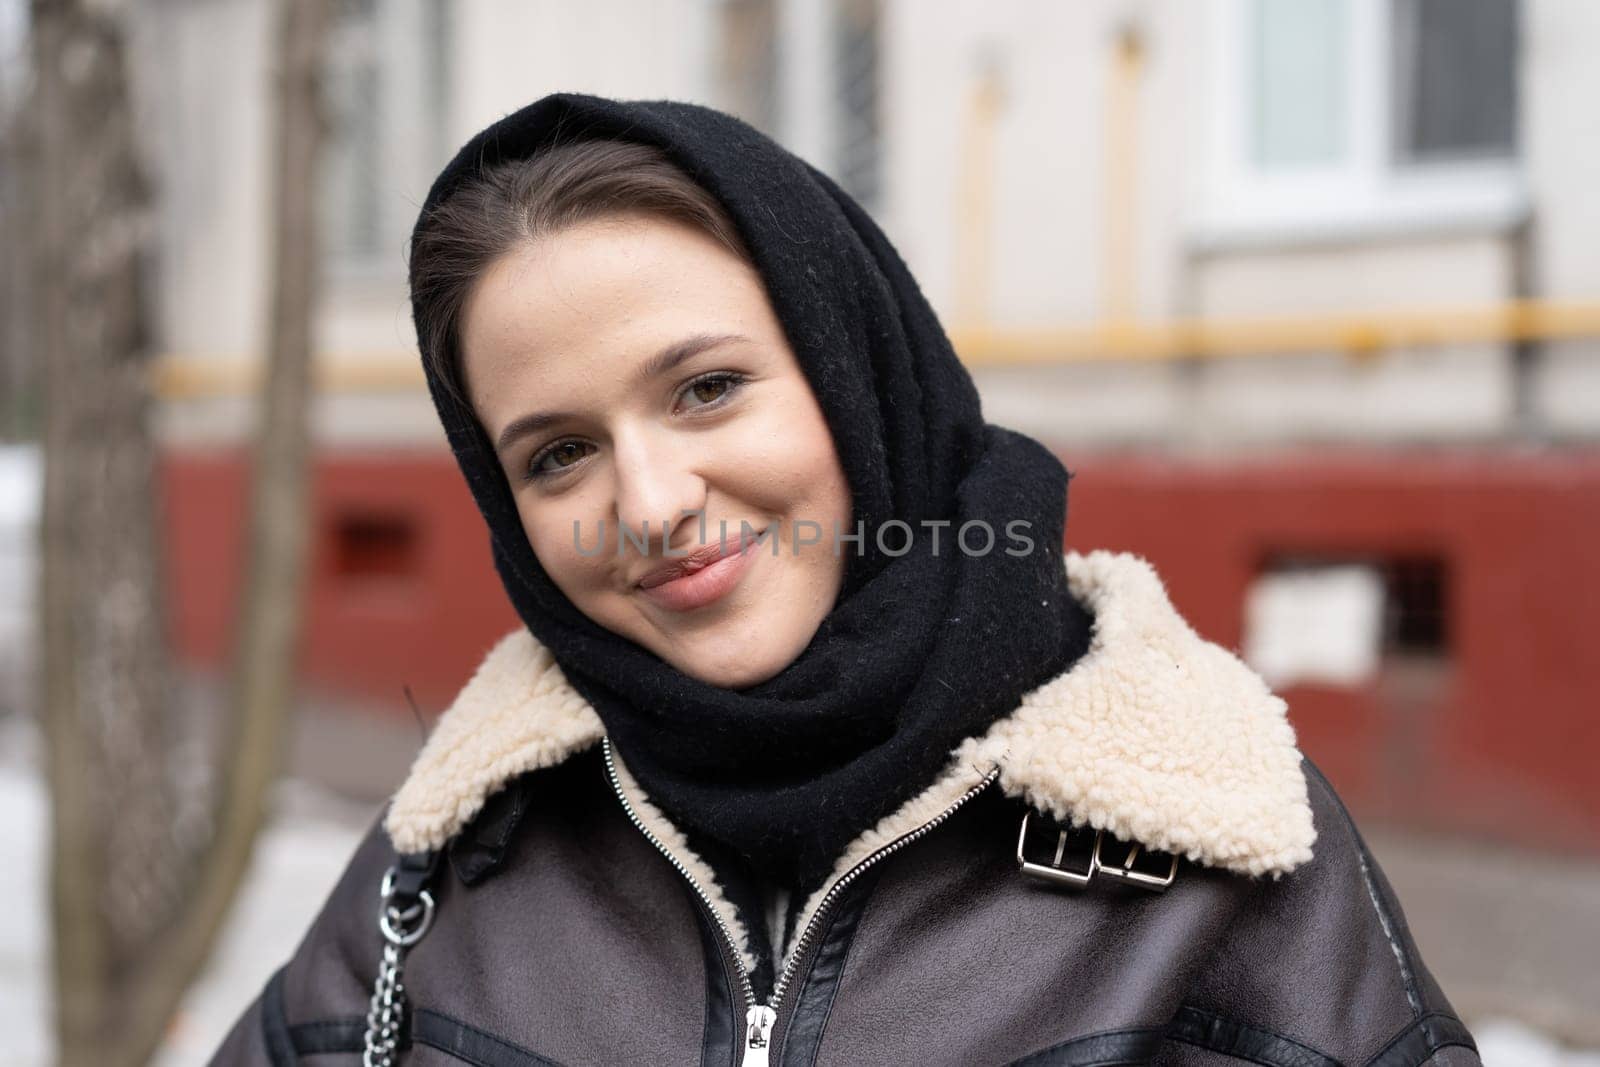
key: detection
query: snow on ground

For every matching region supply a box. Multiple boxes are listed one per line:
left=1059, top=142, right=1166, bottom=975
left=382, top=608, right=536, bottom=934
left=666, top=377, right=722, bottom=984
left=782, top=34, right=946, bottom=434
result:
left=0, top=445, right=40, bottom=722
left=1473, top=1022, right=1600, bottom=1067
left=0, top=753, right=372, bottom=1066
left=0, top=766, right=50, bottom=1067
left=152, top=785, right=374, bottom=1065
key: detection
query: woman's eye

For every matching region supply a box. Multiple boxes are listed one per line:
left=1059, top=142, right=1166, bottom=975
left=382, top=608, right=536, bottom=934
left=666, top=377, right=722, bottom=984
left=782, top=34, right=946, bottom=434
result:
left=521, top=374, right=744, bottom=484
left=679, top=372, right=745, bottom=411
left=527, top=440, right=593, bottom=480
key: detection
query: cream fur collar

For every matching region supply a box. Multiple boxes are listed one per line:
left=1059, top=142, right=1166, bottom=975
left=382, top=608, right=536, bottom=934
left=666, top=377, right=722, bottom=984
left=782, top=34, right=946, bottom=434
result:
left=385, top=550, right=1316, bottom=972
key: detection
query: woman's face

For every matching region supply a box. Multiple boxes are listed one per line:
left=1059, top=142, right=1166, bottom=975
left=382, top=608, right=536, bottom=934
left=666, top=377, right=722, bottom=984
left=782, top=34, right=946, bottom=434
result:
left=459, top=212, right=854, bottom=689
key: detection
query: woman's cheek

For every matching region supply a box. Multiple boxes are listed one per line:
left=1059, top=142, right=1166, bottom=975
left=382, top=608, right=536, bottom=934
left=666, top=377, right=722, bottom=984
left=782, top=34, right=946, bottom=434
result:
left=523, top=506, right=602, bottom=586
left=731, top=398, right=818, bottom=480
left=755, top=392, right=850, bottom=517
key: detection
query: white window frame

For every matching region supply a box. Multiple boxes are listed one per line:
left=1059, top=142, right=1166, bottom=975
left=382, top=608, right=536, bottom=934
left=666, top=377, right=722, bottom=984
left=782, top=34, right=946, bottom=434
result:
left=1193, top=0, right=1528, bottom=247
left=323, top=0, right=451, bottom=285
left=772, top=0, right=883, bottom=214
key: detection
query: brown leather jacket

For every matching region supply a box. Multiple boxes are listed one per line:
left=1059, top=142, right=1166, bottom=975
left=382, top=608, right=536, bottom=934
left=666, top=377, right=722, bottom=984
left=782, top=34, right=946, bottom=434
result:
left=211, top=551, right=1481, bottom=1066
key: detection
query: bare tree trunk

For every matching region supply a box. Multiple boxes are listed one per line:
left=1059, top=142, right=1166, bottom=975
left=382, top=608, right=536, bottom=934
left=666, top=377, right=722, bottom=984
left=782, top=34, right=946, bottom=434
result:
left=31, top=0, right=180, bottom=1062
left=0, top=81, right=33, bottom=442
left=31, top=0, right=332, bottom=1063
left=142, top=0, right=335, bottom=1025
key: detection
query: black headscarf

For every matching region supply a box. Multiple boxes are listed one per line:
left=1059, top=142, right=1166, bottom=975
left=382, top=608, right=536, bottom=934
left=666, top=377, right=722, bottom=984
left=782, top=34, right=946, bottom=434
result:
left=411, top=93, right=1094, bottom=894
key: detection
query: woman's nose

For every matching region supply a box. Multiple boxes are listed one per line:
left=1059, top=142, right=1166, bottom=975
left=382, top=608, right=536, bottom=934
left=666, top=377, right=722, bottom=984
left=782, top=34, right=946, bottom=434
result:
left=610, top=426, right=709, bottom=554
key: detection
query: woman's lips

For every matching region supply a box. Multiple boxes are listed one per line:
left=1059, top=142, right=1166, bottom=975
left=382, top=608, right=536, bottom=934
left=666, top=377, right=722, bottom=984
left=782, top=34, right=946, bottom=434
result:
left=636, top=529, right=765, bottom=612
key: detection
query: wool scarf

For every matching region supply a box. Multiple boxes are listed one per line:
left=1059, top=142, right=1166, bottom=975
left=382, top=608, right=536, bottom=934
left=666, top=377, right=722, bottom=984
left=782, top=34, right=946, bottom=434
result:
left=410, top=93, right=1095, bottom=894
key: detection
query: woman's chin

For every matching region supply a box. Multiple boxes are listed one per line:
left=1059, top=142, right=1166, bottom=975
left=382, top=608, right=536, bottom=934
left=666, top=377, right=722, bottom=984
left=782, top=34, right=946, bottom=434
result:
left=656, top=628, right=803, bottom=690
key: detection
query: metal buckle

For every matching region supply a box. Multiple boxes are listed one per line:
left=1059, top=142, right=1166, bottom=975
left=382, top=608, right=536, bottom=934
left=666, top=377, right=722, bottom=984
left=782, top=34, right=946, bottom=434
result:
left=1016, top=810, right=1097, bottom=888
left=1015, top=811, right=1177, bottom=893
left=1089, top=832, right=1178, bottom=892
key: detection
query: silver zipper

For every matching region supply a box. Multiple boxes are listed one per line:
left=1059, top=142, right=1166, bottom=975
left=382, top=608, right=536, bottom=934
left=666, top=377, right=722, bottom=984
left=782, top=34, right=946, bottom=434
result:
left=601, top=736, right=1000, bottom=1066
left=742, top=1004, right=776, bottom=1067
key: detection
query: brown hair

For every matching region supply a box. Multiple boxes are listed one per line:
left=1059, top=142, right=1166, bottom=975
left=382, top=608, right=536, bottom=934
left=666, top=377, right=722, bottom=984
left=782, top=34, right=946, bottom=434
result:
left=408, top=139, right=755, bottom=407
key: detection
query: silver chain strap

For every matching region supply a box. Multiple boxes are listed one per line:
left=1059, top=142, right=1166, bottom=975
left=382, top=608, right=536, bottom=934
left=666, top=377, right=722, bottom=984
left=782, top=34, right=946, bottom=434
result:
left=362, top=866, right=436, bottom=1067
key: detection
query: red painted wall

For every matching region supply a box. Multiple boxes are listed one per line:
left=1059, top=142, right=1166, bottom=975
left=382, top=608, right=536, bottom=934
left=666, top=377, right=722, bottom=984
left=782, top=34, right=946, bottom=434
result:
left=160, top=445, right=1600, bottom=853
left=1058, top=446, right=1600, bottom=854
left=163, top=449, right=518, bottom=715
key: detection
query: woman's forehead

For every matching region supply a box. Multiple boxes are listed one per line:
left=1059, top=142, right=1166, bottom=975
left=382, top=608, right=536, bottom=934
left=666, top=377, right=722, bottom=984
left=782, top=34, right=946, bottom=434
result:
left=457, top=216, right=793, bottom=427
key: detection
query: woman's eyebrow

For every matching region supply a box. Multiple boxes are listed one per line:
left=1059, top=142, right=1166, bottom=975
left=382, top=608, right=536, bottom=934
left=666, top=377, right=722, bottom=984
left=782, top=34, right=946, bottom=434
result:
left=494, top=331, right=750, bottom=454
left=631, top=331, right=749, bottom=389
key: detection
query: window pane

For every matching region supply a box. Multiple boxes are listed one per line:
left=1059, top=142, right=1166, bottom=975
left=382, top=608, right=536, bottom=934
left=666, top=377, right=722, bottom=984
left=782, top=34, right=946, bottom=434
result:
left=832, top=0, right=881, bottom=209
left=717, top=0, right=780, bottom=138
left=423, top=0, right=453, bottom=167
left=1392, top=0, right=1518, bottom=162
left=321, top=0, right=383, bottom=262
left=1251, top=0, right=1349, bottom=169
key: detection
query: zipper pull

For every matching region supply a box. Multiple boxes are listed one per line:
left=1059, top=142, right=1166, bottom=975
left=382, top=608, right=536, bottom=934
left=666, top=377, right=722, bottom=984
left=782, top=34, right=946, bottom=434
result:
left=742, top=1004, right=777, bottom=1067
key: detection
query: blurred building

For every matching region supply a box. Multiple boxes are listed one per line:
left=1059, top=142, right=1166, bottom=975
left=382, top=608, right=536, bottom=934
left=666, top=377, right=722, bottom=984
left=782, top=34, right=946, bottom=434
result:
left=139, top=0, right=1599, bottom=854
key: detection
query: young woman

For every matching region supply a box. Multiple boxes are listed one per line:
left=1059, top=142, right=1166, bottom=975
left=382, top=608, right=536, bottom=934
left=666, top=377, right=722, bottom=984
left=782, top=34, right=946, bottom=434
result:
left=213, top=94, right=1479, bottom=1067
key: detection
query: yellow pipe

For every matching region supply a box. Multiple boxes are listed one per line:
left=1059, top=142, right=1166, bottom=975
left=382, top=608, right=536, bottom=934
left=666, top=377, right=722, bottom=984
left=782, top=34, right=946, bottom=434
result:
left=1101, top=24, right=1143, bottom=326
left=949, top=299, right=1600, bottom=366
left=152, top=353, right=425, bottom=399
left=955, top=62, right=1003, bottom=327
left=150, top=298, right=1600, bottom=399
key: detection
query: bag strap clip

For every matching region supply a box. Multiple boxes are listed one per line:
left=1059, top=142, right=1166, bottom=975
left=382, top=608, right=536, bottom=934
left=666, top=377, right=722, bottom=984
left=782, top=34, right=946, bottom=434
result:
left=363, top=849, right=440, bottom=1066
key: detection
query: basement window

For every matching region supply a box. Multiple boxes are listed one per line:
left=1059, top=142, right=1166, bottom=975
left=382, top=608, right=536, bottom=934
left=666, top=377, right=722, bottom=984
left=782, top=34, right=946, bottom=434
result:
left=333, top=512, right=418, bottom=580
left=1379, top=554, right=1449, bottom=657
left=1243, top=552, right=1449, bottom=688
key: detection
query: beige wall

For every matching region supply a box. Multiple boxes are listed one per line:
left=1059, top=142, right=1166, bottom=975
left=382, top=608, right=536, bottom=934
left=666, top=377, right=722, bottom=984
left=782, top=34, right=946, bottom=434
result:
left=145, top=0, right=1600, bottom=447
left=882, top=0, right=1593, bottom=446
